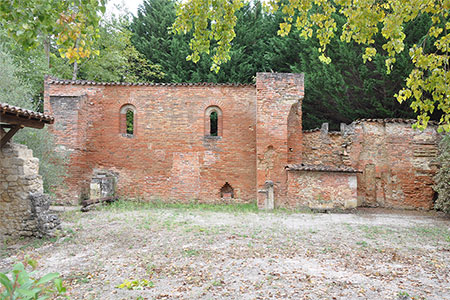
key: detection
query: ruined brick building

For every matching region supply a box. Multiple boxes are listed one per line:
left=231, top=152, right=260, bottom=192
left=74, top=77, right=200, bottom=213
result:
left=44, top=73, right=440, bottom=210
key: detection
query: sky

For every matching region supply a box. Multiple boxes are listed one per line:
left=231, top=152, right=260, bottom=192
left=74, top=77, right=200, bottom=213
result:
left=106, top=0, right=144, bottom=17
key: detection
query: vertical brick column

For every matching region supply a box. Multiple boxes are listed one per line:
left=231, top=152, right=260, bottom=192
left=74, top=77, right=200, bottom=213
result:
left=256, top=73, right=304, bottom=208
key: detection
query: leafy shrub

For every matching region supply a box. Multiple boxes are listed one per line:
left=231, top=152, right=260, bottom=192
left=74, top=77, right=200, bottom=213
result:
left=0, top=260, right=66, bottom=299
left=0, top=44, right=67, bottom=194
left=434, top=135, right=450, bottom=214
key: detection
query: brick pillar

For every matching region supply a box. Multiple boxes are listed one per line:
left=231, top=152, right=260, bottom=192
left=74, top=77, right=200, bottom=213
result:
left=44, top=77, right=91, bottom=204
left=256, top=73, right=304, bottom=209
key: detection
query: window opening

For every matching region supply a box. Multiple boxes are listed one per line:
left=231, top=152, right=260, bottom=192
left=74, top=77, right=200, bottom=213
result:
left=210, top=111, right=218, bottom=136
left=126, top=109, right=134, bottom=135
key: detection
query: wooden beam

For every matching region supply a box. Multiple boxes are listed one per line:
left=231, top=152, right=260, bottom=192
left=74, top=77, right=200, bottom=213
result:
left=0, top=113, right=45, bottom=129
left=0, top=125, right=22, bottom=148
left=0, top=124, right=15, bottom=129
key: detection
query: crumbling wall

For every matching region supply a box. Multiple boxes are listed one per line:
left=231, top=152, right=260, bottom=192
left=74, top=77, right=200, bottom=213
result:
left=0, top=140, right=60, bottom=239
left=349, top=120, right=439, bottom=209
left=302, top=123, right=346, bottom=167
left=302, top=119, right=440, bottom=209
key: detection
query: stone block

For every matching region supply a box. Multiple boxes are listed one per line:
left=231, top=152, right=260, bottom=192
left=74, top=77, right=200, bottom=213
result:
left=5, top=175, right=18, bottom=182
left=344, top=198, right=358, bottom=209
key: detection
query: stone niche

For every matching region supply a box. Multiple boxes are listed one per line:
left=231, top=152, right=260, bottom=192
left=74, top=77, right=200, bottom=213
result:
left=89, top=169, right=118, bottom=200
left=0, top=141, right=60, bottom=239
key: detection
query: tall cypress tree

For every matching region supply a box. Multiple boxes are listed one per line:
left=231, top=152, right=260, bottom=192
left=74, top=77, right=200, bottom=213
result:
left=130, top=1, right=435, bottom=129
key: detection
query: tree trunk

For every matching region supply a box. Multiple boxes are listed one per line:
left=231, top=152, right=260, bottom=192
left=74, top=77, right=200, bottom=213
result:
left=72, top=60, right=78, bottom=80
left=43, top=37, right=50, bottom=69
left=72, top=38, right=80, bottom=80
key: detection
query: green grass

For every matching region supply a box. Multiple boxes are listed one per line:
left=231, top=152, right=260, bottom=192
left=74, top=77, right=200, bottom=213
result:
left=100, top=198, right=260, bottom=213
left=358, top=225, right=395, bottom=239
left=412, top=226, right=450, bottom=242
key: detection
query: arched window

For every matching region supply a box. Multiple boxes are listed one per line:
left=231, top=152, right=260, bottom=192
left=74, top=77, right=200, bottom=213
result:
left=126, top=110, right=134, bottom=135
left=205, top=106, right=222, bottom=137
left=120, top=104, right=136, bottom=137
left=210, top=111, right=218, bottom=136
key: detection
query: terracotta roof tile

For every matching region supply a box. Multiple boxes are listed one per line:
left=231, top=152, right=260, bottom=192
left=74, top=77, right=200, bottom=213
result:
left=286, top=163, right=361, bottom=173
left=46, top=76, right=255, bottom=88
left=0, top=103, right=54, bottom=124
left=303, top=128, right=320, bottom=133
left=355, top=118, right=438, bottom=126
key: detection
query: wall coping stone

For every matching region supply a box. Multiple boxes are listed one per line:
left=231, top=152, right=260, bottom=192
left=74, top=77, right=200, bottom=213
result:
left=286, top=163, right=362, bottom=173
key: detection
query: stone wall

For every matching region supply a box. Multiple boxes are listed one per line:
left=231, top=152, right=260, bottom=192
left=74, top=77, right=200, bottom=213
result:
left=302, top=120, right=440, bottom=209
left=0, top=137, right=60, bottom=239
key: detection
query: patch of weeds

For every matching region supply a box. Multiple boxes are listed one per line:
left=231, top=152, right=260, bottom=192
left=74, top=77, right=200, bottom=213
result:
left=413, top=226, right=450, bottom=242
left=1, top=238, right=11, bottom=258
left=211, top=279, right=224, bottom=287
left=358, top=225, right=394, bottom=240
left=183, top=248, right=200, bottom=257
left=66, top=272, right=92, bottom=285
left=356, top=240, right=368, bottom=247
left=396, top=291, right=426, bottom=300
left=185, top=225, right=212, bottom=235
left=145, top=263, right=157, bottom=277
left=162, top=218, right=176, bottom=231
left=344, top=223, right=353, bottom=231
left=308, top=229, right=318, bottom=234
left=17, top=236, right=58, bottom=252
left=321, top=246, right=335, bottom=253
left=117, top=278, right=154, bottom=290
left=60, top=210, right=83, bottom=223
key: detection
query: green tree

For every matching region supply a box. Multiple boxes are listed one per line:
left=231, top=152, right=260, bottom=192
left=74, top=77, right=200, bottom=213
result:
left=173, top=0, right=450, bottom=132
left=79, top=13, right=165, bottom=83
left=283, top=13, right=429, bottom=129
left=0, top=0, right=107, bottom=78
left=0, top=44, right=67, bottom=194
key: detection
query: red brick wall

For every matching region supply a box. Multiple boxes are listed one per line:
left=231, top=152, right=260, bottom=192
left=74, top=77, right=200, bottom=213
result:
left=45, top=79, right=257, bottom=204
left=256, top=73, right=304, bottom=208
left=44, top=75, right=439, bottom=210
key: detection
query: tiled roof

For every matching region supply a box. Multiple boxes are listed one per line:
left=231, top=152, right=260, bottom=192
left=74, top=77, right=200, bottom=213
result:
left=302, top=128, right=342, bottom=135
left=0, top=103, right=54, bottom=124
left=355, top=118, right=438, bottom=125
left=303, top=128, right=320, bottom=133
left=303, top=118, right=438, bottom=133
left=286, top=163, right=361, bottom=173
left=46, top=76, right=255, bottom=87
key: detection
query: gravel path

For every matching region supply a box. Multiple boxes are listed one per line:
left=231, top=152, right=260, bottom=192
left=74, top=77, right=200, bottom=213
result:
left=1, top=207, right=449, bottom=300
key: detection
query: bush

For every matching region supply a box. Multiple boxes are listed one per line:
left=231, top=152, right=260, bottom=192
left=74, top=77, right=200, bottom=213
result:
left=0, top=259, right=66, bottom=299
left=434, top=135, right=450, bottom=214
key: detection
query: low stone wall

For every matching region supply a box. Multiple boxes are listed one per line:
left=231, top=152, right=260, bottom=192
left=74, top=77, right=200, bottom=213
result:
left=0, top=141, right=60, bottom=239
left=286, top=169, right=358, bottom=210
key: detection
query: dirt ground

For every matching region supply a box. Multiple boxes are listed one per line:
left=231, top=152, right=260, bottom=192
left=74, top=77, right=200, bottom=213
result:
left=1, top=205, right=449, bottom=300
